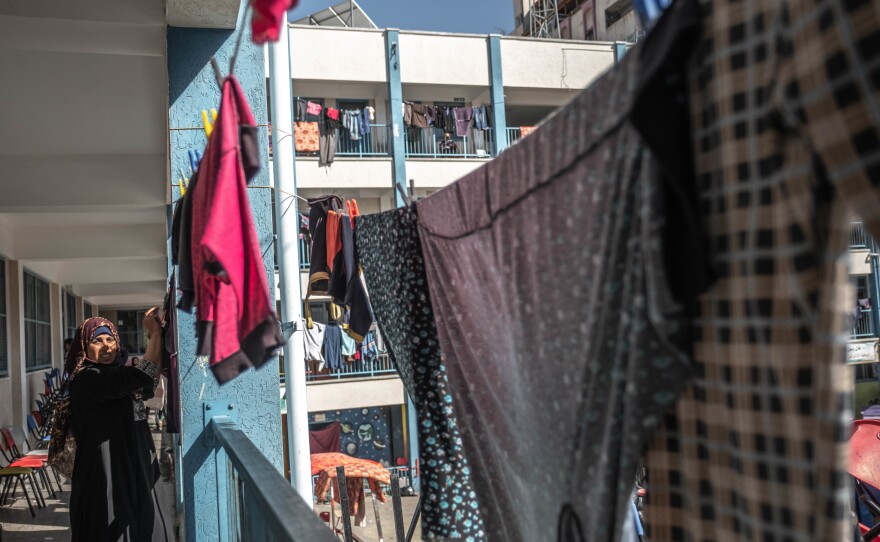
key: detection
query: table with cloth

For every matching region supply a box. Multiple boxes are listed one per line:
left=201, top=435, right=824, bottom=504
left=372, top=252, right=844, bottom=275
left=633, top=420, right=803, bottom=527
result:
left=311, top=452, right=390, bottom=526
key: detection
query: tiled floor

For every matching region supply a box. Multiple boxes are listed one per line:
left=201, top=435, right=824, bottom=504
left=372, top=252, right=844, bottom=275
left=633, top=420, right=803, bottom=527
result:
left=0, top=475, right=72, bottom=542
left=0, top=428, right=178, bottom=542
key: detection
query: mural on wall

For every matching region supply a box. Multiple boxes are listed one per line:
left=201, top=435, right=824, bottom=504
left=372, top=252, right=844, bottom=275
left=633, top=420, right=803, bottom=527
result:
left=309, top=406, right=394, bottom=466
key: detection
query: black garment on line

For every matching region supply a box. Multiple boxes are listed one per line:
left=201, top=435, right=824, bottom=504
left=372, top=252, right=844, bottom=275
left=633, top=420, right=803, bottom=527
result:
left=306, top=195, right=342, bottom=297
left=69, top=362, right=163, bottom=542
left=328, top=218, right=374, bottom=341
left=175, top=168, right=200, bottom=312
left=409, top=30, right=696, bottom=542
left=357, top=206, right=486, bottom=541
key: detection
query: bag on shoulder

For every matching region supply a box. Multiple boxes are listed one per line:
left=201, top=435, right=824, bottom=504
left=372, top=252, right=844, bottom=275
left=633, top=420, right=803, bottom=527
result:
left=47, top=390, right=76, bottom=478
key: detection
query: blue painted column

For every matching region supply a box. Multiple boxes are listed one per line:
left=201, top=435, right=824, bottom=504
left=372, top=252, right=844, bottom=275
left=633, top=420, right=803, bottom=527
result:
left=385, top=29, right=408, bottom=207
left=487, top=35, right=509, bottom=155
left=613, top=42, right=629, bottom=63
left=167, top=8, right=282, bottom=541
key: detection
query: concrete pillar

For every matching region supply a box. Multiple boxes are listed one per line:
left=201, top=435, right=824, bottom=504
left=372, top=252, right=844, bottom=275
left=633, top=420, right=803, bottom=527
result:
left=50, top=283, right=63, bottom=371
left=487, top=35, right=509, bottom=155
left=385, top=29, right=408, bottom=207
left=7, top=261, right=26, bottom=431
left=167, top=9, right=282, bottom=541
left=75, top=295, right=85, bottom=328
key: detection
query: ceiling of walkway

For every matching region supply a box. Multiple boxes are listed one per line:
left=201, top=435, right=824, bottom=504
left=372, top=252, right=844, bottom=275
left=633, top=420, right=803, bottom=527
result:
left=0, top=0, right=238, bottom=309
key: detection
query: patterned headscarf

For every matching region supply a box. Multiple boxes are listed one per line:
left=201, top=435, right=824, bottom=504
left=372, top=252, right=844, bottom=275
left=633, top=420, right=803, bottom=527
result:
left=63, top=317, right=124, bottom=377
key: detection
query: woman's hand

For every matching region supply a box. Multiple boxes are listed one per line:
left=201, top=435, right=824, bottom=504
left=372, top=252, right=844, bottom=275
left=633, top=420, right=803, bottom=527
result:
left=142, top=307, right=162, bottom=340
left=142, top=307, right=164, bottom=372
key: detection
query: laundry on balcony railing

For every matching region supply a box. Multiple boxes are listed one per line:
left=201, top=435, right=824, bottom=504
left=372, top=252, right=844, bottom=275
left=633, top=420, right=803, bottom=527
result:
left=303, top=320, right=392, bottom=381
left=403, top=102, right=495, bottom=158
left=405, top=127, right=496, bottom=158
left=853, top=298, right=875, bottom=338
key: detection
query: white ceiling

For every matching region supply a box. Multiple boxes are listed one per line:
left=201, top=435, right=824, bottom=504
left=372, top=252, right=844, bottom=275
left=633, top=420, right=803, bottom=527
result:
left=0, top=0, right=169, bottom=308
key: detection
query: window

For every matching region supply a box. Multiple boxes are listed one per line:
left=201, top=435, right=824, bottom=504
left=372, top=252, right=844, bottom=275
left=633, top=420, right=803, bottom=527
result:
left=63, top=291, right=77, bottom=342
left=84, top=302, right=95, bottom=319
left=117, top=310, right=146, bottom=353
left=605, top=0, right=633, bottom=28
left=855, top=363, right=878, bottom=382
left=0, top=257, right=7, bottom=377
left=24, top=271, right=52, bottom=371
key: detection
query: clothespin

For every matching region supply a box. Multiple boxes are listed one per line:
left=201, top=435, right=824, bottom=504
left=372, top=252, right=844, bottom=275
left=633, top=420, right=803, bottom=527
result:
left=346, top=199, right=361, bottom=227
left=188, top=149, right=202, bottom=173
left=178, top=167, right=190, bottom=196
left=201, top=108, right=218, bottom=139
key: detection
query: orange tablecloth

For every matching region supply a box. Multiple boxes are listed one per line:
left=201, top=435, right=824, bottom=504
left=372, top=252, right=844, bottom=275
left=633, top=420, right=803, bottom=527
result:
left=311, top=453, right=390, bottom=518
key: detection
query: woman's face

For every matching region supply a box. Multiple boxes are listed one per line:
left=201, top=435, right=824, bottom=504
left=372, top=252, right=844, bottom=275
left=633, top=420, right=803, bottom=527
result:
left=87, top=334, right=118, bottom=365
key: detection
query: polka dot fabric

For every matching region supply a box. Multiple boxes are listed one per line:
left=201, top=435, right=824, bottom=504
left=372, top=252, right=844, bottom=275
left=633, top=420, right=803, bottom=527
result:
left=356, top=206, right=486, bottom=541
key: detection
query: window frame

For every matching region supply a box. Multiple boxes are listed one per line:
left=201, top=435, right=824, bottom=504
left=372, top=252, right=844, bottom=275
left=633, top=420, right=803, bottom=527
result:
left=23, top=270, right=52, bottom=372
left=0, top=256, right=7, bottom=378
left=63, top=290, right=77, bottom=343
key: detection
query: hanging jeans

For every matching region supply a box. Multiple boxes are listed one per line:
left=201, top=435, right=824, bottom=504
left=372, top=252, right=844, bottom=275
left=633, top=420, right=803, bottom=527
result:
left=319, top=130, right=336, bottom=166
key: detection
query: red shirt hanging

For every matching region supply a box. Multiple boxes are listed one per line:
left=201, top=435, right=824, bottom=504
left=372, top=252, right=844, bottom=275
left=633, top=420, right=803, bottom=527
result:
left=190, top=75, right=285, bottom=384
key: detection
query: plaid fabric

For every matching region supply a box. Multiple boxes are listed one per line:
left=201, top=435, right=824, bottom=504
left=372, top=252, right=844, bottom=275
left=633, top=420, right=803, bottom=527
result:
left=644, top=0, right=880, bottom=540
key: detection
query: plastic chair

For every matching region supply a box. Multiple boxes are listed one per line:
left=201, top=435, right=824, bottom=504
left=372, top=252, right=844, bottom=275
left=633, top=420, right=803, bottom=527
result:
left=0, top=430, right=44, bottom=516
left=0, top=429, right=54, bottom=500
left=3, top=428, right=60, bottom=494
left=26, top=415, right=50, bottom=449
left=0, top=463, right=39, bottom=517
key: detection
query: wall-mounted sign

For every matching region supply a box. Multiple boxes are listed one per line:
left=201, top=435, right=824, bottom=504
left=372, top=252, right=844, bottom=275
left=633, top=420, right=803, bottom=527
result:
left=848, top=341, right=878, bottom=363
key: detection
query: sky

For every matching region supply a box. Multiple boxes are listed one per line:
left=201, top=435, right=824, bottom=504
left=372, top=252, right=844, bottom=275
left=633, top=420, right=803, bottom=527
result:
left=288, top=0, right=516, bottom=35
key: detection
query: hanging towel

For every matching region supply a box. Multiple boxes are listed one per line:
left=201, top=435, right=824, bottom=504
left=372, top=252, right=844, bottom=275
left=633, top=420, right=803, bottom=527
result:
left=340, top=332, right=357, bottom=357
left=452, top=107, right=473, bottom=137
left=303, top=320, right=326, bottom=363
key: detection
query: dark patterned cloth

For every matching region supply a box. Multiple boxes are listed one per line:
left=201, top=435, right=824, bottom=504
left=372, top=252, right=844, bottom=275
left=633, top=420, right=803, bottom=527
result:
left=414, top=39, right=691, bottom=541
left=644, top=0, right=880, bottom=540
left=356, top=207, right=486, bottom=541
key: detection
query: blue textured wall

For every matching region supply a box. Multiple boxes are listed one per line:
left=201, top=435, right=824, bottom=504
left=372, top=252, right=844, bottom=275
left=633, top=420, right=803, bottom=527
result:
left=167, top=13, right=282, bottom=542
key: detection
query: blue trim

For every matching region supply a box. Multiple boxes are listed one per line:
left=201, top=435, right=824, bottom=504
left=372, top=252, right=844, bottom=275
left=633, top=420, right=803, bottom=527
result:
left=385, top=30, right=408, bottom=207
left=405, top=396, right=421, bottom=492
left=613, top=42, right=629, bottom=64
left=488, top=35, right=508, bottom=155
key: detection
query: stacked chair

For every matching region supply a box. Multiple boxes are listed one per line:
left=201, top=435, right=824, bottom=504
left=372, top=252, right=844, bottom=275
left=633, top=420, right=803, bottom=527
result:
left=0, top=367, right=68, bottom=517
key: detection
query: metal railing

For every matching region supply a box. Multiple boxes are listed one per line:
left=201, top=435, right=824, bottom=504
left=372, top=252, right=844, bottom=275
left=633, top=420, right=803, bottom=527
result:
left=306, top=353, right=397, bottom=382
left=505, top=127, right=523, bottom=147
left=293, top=124, right=392, bottom=158
left=299, top=238, right=311, bottom=270
left=404, top=128, right=496, bottom=159
left=853, top=308, right=875, bottom=338
left=852, top=222, right=869, bottom=249
left=209, top=415, right=336, bottom=542
left=337, top=125, right=391, bottom=157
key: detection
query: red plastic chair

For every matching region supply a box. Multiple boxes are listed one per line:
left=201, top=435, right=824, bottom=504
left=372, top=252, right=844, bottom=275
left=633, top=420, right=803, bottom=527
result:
left=0, top=428, right=52, bottom=502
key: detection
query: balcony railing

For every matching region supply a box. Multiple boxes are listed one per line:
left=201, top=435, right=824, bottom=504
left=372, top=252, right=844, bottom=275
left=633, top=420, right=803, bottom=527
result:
left=404, top=128, right=496, bottom=159
left=306, top=353, right=397, bottom=382
left=853, top=309, right=876, bottom=338
left=299, top=237, right=311, bottom=270
left=337, top=125, right=392, bottom=157
left=293, top=124, right=392, bottom=158
left=852, top=222, right=869, bottom=249
left=209, top=414, right=337, bottom=541
left=506, top=127, right=523, bottom=147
